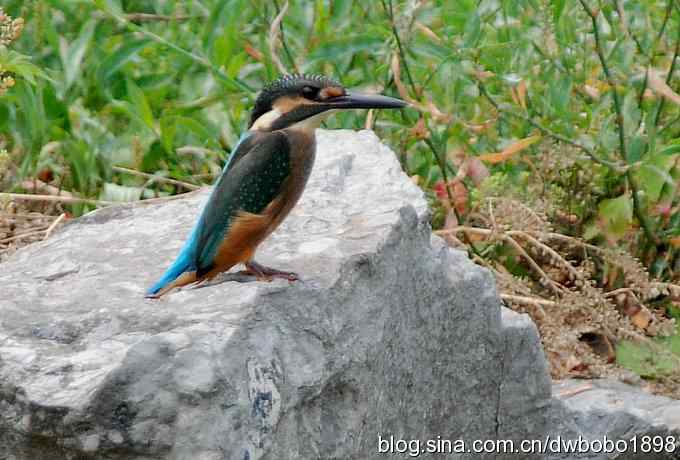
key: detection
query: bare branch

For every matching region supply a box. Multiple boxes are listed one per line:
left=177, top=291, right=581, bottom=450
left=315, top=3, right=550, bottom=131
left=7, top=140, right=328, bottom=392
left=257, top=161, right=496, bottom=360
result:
left=579, top=0, right=660, bottom=245
left=113, top=166, right=201, bottom=191
left=3, top=193, right=115, bottom=207
left=437, top=226, right=565, bottom=296
left=44, top=213, right=66, bottom=240
left=269, top=0, right=290, bottom=74
left=501, top=293, right=557, bottom=307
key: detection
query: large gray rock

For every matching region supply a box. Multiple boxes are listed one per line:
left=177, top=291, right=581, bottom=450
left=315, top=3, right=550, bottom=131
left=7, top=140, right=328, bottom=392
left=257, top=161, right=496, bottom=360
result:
left=549, top=379, right=680, bottom=459
left=0, top=130, right=549, bottom=459
left=1, top=129, right=674, bottom=460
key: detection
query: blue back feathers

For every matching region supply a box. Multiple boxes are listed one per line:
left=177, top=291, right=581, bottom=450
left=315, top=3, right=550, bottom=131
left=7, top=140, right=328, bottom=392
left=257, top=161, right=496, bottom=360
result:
left=146, top=132, right=252, bottom=296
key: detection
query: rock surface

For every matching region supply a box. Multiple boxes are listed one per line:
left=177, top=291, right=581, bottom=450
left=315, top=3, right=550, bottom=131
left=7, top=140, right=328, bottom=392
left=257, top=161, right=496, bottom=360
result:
left=549, top=379, right=680, bottom=459
left=0, top=130, right=675, bottom=460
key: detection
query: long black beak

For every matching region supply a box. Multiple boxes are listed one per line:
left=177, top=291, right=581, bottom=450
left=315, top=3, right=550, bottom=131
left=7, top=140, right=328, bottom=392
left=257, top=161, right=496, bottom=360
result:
left=268, top=91, right=406, bottom=130
left=326, top=92, right=407, bottom=110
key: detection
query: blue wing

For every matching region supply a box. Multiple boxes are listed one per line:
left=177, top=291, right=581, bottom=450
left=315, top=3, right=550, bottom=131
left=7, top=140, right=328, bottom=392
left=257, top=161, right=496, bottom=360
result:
left=146, top=132, right=251, bottom=296
left=146, top=130, right=290, bottom=295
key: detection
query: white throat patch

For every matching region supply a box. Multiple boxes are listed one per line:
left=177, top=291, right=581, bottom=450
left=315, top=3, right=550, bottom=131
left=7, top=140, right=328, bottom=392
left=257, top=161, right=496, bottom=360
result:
left=288, top=110, right=335, bottom=132
left=250, top=106, right=336, bottom=133
left=251, top=108, right=282, bottom=131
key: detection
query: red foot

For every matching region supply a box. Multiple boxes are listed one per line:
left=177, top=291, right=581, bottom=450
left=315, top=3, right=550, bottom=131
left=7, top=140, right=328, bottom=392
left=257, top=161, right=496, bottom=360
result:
left=237, top=261, right=299, bottom=282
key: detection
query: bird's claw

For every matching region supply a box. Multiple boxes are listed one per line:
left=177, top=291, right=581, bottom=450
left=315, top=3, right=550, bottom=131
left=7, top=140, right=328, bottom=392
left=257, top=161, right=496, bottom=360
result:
left=242, top=261, right=299, bottom=283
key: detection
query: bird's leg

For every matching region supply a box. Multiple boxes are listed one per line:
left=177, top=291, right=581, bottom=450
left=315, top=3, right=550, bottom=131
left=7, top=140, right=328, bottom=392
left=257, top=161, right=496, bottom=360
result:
left=241, top=260, right=299, bottom=282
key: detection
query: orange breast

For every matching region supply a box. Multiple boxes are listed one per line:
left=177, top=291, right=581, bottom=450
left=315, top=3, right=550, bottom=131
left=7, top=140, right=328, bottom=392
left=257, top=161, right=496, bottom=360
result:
left=204, top=129, right=316, bottom=280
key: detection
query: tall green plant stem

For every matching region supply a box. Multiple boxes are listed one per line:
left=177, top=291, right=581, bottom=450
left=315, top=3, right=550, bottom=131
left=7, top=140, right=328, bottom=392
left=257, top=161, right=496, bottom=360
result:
left=579, top=0, right=660, bottom=246
left=380, top=0, right=453, bottom=202
left=379, top=0, right=485, bottom=258
left=654, top=9, right=680, bottom=127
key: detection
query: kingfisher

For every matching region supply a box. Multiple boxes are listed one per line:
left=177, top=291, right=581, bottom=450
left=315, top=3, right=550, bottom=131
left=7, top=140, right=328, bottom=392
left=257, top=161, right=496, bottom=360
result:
left=146, top=74, right=405, bottom=298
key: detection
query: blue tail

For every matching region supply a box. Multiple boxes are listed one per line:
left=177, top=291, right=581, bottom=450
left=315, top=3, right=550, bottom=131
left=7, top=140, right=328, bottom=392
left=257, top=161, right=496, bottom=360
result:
left=146, top=254, right=192, bottom=296
left=146, top=224, right=200, bottom=297
left=146, top=132, right=251, bottom=297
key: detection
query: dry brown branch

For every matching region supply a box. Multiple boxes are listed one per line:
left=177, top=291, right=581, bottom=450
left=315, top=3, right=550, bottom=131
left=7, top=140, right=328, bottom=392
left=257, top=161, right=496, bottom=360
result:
left=486, top=197, right=547, bottom=230
left=112, top=166, right=200, bottom=190
left=501, top=293, right=557, bottom=307
left=508, top=231, right=582, bottom=282
left=603, top=287, right=636, bottom=299
left=1, top=212, right=55, bottom=221
left=647, top=67, right=680, bottom=106
left=136, top=189, right=203, bottom=205
left=365, top=109, right=375, bottom=130
left=390, top=53, right=451, bottom=123
left=268, top=0, right=290, bottom=74
left=526, top=231, right=606, bottom=254
left=44, top=213, right=66, bottom=240
left=437, top=225, right=564, bottom=296
left=3, top=193, right=115, bottom=207
left=650, top=281, right=680, bottom=299
left=503, top=233, right=564, bottom=296
left=0, top=228, right=49, bottom=244
left=20, top=179, right=75, bottom=198
left=556, top=383, right=594, bottom=398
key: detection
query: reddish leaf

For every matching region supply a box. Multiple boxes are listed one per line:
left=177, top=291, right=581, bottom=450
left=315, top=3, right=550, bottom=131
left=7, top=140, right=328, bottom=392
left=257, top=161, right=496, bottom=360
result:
left=479, top=135, right=541, bottom=164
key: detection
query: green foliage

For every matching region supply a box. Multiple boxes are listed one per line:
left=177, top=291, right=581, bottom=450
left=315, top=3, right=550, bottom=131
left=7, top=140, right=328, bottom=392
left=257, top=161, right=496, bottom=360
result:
left=0, top=47, right=44, bottom=85
left=617, top=327, right=680, bottom=378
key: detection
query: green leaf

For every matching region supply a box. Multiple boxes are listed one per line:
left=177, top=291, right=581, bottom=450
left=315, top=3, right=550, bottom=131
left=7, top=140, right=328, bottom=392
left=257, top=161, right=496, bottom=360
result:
left=549, top=74, right=572, bottom=117
left=142, top=140, right=166, bottom=172
left=622, top=91, right=641, bottom=137
left=62, top=19, right=97, bottom=93
left=553, top=0, right=566, bottom=23
left=125, top=79, right=155, bottom=132
left=12, top=81, right=46, bottom=154
left=627, top=135, right=646, bottom=163
left=203, top=0, right=231, bottom=51
left=463, top=12, right=482, bottom=48
left=174, top=116, right=212, bottom=143
left=583, top=223, right=601, bottom=241
left=617, top=339, right=680, bottom=378
left=308, top=34, right=384, bottom=62
left=63, top=140, right=102, bottom=196
left=94, top=0, right=124, bottom=16
left=0, top=49, right=47, bottom=85
left=207, top=0, right=243, bottom=66
left=97, top=38, right=151, bottom=87
left=598, top=194, right=633, bottom=240
left=637, top=163, right=675, bottom=202
left=657, top=143, right=680, bottom=157
left=668, top=305, right=680, bottom=321
left=160, top=115, right=177, bottom=153
left=0, top=103, right=9, bottom=132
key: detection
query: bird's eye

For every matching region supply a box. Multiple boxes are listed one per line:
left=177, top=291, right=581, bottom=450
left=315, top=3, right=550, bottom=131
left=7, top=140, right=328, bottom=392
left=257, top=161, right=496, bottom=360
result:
left=301, top=86, right=318, bottom=100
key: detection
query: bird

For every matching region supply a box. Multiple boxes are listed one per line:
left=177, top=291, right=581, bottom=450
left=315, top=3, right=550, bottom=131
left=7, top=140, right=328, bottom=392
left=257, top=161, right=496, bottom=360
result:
left=146, top=74, right=406, bottom=298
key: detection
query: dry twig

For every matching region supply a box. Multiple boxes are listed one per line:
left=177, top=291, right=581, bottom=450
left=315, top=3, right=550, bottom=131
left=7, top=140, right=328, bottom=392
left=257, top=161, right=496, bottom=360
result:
left=3, top=193, right=115, bottom=207
left=437, top=225, right=564, bottom=296
left=113, top=166, right=200, bottom=191
left=44, top=213, right=66, bottom=240
left=269, top=1, right=290, bottom=74
left=501, top=293, right=557, bottom=307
